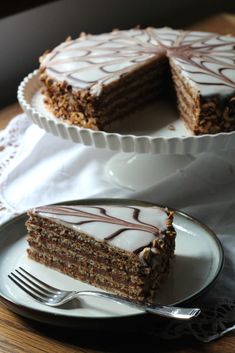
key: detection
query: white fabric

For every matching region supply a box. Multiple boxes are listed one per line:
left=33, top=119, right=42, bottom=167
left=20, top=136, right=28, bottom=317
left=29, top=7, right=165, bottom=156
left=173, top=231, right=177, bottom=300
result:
left=0, top=114, right=235, bottom=341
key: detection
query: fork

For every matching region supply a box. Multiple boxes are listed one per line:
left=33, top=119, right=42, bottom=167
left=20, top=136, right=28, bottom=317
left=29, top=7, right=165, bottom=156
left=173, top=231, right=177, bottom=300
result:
left=8, top=267, right=201, bottom=320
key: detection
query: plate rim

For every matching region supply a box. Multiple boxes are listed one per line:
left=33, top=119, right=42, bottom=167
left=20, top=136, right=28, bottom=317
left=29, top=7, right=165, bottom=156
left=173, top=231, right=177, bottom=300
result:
left=0, top=198, right=224, bottom=328
left=17, top=70, right=235, bottom=154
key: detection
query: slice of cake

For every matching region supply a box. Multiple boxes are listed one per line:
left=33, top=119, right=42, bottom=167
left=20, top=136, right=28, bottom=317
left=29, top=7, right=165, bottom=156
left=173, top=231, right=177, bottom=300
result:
left=167, top=31, right=235, bottom=134
left=26, top=202, right=176, bottom=303
left=38, top=27, right=235, bottom=135
left=39, top=29, right=169, bottom=131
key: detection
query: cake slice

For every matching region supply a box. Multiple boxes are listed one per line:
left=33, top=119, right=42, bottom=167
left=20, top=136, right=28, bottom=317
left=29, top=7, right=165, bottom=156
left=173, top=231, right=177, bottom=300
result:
left=26, top=202, right=176, bottom=303
left=39, top=28, right=169, bottom=131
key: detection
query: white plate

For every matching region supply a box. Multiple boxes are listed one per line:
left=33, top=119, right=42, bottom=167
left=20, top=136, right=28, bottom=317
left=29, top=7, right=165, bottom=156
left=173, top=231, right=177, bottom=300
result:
left=17, top=70, right=235, bottom=154
left=0, top=199, right=223, bottom=329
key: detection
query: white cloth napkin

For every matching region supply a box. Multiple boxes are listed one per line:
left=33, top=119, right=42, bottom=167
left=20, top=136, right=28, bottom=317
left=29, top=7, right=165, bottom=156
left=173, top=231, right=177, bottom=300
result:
left=1, top=113, right=235, bottom=341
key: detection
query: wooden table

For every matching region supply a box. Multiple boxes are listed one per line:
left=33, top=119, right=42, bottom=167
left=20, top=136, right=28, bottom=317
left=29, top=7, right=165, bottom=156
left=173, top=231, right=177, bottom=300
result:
left=0, top=12, right=235, bottom=353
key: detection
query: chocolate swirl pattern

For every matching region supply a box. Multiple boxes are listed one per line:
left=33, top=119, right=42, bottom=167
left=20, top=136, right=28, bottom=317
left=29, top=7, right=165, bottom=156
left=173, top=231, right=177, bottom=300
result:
left=34, top=204, right=170, bottom=253
left=41, top=28, right=235, bottom=96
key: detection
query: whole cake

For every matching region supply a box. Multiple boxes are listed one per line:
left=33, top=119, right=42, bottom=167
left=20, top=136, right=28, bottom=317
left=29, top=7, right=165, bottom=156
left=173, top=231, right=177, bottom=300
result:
left=39, top=27, right=235, bottom=135
left=26, top=203, right=176, bottom=303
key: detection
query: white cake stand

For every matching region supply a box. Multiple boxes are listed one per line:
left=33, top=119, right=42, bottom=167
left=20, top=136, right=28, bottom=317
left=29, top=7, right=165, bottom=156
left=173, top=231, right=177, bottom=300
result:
left=18, top=70, right=235, bottom=190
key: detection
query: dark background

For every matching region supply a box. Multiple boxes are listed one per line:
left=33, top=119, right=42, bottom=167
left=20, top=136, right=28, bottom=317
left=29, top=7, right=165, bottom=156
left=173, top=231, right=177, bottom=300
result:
left=0, top=0, right=234, bottom=108
left=0, top=1, right=57, bottom=19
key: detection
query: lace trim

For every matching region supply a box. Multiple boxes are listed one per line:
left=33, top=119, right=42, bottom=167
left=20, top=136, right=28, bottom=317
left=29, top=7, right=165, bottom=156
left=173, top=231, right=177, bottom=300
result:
left=0, top=114, right=30, bottom=222
left=147, top=298, right=235, bottom=342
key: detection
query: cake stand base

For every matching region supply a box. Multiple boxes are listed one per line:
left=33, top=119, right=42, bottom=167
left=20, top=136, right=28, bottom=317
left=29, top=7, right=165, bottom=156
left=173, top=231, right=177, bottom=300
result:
left=105, top=153, right=195, bottom=191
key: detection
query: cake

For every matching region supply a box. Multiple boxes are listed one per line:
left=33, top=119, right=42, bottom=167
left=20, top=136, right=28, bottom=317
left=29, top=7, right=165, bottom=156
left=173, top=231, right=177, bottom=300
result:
left=39, top=27, right=235, bottom=135
left=26, top=202, right=176, bottom=303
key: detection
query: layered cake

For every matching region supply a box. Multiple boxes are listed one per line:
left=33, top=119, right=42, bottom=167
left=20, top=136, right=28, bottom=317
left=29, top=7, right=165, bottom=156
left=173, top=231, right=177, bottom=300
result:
left=39, top=27, right=235, bottom=135
left=26, top=203, right=176, bottom=303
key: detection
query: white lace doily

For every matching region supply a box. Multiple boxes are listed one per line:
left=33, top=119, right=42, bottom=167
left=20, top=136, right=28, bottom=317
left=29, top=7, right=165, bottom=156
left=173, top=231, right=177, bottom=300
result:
left=148, top=298, right=235, bottom=342
left=0, top=115, right=29, bottom=222
left=0, top=114, right=235, bottom=342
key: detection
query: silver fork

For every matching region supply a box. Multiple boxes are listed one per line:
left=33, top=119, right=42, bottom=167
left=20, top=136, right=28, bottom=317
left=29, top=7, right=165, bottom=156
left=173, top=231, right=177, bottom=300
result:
left=8, top=267, right=201, bottom=320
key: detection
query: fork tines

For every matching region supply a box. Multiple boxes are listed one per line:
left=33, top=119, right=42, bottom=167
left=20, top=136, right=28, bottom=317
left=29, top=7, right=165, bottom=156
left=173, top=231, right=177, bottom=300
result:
left=8, top=267, right=60, bottom=302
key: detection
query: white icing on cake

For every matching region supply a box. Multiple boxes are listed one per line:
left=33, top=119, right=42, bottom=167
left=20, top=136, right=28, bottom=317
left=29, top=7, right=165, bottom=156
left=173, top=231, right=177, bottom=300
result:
left=32, top=204, right=170, bottom=253
left=40, top=27, right=235, bottom=97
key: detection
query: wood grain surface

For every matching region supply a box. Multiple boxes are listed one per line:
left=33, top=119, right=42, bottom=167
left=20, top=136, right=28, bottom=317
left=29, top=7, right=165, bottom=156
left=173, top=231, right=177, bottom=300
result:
left=0, top=12, right=235, bottom=353
left=0, top=103, right=22, bottom=129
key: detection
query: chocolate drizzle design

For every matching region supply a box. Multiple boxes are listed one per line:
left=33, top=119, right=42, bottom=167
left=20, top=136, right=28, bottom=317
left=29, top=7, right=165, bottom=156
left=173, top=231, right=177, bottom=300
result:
left=35, top=204, right=169, bottom=254
left=41, top=28, right=235, bottom=95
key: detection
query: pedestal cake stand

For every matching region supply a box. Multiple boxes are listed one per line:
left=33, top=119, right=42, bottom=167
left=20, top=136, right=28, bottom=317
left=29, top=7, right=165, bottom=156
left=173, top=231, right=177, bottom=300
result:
left=18, top=70, right=235, bottom=191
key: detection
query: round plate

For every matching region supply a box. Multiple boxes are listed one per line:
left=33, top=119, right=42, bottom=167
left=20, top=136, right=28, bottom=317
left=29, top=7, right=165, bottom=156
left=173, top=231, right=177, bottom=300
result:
left=17, top=70, right=235, bottom=154
left=0, top=199, right=223, bottom=329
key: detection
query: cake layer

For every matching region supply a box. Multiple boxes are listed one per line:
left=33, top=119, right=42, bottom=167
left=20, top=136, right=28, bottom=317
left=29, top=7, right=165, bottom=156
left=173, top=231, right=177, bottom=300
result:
left=27, top=234, right=147, bottom=276
left=170, top=64, right=200, bottom=133
left=27, top=231, right=172, bottom=279
left=28, top=249, right=147, bottom=300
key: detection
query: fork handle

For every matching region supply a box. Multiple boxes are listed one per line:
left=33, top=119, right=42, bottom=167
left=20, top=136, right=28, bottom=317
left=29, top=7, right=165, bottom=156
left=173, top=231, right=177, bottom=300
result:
left=77, top=291, right=200, bottom=320
left=145, top=303, right=201, bottom=320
